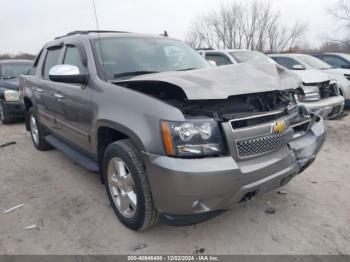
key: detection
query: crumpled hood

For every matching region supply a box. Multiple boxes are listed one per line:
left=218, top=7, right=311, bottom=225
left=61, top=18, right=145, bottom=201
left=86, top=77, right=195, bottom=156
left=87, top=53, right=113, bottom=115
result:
left=0, top=78, right=19, bottom=91
left=113, top=63, right=301, bottom=100
left=293, top=69, right=330, bottom=84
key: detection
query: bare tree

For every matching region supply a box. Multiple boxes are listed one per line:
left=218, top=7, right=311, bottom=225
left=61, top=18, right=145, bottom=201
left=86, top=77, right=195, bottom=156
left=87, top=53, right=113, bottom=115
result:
left=332, top=0, right=350, bottom=26
left=0, top=53, right=35, bottom=60
left=186, top=0, right=307, bottom=53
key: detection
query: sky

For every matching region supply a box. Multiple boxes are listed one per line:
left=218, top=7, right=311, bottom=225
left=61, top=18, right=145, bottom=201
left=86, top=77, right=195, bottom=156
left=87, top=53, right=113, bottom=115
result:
left=0, top=0, right=346, bottom=54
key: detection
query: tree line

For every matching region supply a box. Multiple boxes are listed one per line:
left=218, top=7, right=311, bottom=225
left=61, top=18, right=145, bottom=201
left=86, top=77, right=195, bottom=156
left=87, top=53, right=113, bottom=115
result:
left=186, top=0, right=350, bottom=54
left=2, top=0, right=350, bottom=57
left=0, top=53, right=36, bottom=61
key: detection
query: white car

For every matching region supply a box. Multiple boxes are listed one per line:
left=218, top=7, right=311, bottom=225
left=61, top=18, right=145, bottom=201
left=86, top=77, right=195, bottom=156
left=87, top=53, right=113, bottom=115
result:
left=269, top=53, right=350, bottom=106
left=198, top=49, right=345, bottom=119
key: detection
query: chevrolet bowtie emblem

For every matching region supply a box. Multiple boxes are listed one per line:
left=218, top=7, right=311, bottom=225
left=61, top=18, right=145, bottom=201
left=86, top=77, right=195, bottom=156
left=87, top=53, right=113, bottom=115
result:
left=272, top=121, right=287, bottom=133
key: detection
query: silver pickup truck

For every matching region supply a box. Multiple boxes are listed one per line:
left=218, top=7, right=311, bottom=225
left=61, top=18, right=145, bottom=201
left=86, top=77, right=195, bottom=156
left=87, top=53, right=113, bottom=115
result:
left=21, top=31, right=325, bottom=230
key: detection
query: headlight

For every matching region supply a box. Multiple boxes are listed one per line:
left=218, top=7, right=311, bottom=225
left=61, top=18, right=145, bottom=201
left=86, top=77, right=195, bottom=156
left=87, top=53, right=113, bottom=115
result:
left=4, top=90, right=20, bottom=102
left=161, top=119, right=225, bottom=157
left=295, top=86, right=320, bottom=102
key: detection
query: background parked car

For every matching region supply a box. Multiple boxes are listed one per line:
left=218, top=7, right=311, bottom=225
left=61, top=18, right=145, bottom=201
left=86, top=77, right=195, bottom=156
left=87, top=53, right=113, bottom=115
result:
left=0, top=59, right=33, bottom=124
left=198, top=49, right=344, bottom=119
left=312, top=53, right=350, bottom=69
left=269, top=54, right=350, bottom=106
left=197, top=48, right=276, bottom=66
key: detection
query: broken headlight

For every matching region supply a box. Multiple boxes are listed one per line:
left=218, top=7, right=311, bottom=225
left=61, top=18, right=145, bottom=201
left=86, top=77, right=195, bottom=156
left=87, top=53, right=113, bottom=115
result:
left=161, top=119, right=224, bottom=157
left=295, top=85, right=320, bottom=102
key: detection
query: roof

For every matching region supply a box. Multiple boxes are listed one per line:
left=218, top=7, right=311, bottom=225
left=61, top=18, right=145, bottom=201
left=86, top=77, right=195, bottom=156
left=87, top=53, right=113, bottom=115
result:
left=53, top=30, right=171, bottom=41
left=199, top=49, right=250, bottom=53
left=0, top=59, right=33, bottom=64
left=269, top=53, right=307, bottom=58
left=54, top=30, right=129, bottom=39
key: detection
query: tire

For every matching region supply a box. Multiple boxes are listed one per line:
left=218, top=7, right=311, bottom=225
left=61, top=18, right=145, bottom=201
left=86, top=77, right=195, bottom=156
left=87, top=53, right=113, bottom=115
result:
left=28, top=108, right=52, bottom=151
left=103, top=139, right=159, bottom=230
left=0, top=102, right=11, bottom=125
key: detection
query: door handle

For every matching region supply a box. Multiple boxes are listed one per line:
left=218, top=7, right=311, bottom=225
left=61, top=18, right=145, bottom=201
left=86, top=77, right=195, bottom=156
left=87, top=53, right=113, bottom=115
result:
left=54, top=93, right=64, bottom=99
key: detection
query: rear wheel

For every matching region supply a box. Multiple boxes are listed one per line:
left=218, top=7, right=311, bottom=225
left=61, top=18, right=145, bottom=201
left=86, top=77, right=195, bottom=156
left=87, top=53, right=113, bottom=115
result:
left=103, top=139, right=158, bottom=230
left=0, top=102, right=11, bottom=125
left=28, top=108, right=52, bottom=151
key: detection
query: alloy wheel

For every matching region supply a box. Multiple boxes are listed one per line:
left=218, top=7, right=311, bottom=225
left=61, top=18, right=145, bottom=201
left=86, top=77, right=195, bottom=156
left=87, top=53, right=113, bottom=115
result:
left=107, top=157, right=137, bottom=218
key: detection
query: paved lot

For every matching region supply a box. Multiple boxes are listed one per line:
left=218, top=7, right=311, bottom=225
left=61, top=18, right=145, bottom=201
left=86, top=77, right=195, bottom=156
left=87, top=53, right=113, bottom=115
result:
left=0, top=112, right=349, bottom=255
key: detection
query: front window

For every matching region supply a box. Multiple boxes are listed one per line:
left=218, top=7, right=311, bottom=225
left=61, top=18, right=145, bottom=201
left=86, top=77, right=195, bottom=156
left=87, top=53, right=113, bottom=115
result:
left=0, top=63, right=32, bottom=80
left=297, top=55, right=332, bottom=70
left=230, top=51, right=274, bottom=64
left=92, top=37, right=210, bottom=80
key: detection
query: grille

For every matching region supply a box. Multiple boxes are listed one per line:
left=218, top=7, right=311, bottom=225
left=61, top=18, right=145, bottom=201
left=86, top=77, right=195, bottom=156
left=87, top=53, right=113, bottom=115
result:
left=236, top=129, right=294, bottom=158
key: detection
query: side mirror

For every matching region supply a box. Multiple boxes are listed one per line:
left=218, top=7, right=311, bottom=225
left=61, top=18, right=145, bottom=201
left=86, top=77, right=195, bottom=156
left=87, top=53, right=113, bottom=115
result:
left=49, top=64, right=88, bottom=84
left=208, top=60, right=218, bottom=66
left=292, top=64, right=305, bottom=70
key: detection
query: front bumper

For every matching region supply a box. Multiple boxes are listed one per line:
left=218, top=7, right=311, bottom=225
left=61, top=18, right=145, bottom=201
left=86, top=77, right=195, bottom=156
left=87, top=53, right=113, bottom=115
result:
left=143, top=117, right=325, bottom=225
left=1, top=101, right=24, bottom=119
left=301, top=96, right=345, bottom=119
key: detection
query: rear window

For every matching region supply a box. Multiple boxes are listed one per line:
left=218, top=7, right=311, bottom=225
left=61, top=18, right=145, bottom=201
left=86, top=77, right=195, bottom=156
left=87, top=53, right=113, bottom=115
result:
left=43, top=48, right=62, bottom=79
left=271, top=57, right=302, bottom=70
left=230, top=51, right=274, bottom=64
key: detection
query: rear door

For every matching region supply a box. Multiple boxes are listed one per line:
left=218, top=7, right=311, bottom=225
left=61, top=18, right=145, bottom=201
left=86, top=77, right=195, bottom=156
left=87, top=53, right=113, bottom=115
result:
left=35, top=46, right=64, bottom=131
left=53, top=43, right=94, bottom=154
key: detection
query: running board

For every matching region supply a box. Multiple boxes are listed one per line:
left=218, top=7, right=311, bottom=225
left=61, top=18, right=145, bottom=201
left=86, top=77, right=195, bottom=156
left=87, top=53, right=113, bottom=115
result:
left=45, top=135, right=99, bottom=172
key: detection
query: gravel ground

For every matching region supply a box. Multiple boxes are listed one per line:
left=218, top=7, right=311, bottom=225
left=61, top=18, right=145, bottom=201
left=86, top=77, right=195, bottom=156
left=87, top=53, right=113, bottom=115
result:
left=0, top=112, right=349, bottom=255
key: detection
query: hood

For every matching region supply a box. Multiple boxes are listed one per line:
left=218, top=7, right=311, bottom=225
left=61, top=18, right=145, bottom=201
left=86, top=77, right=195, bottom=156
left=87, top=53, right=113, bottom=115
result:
left=0, top=78, right=19, bottom=91
left=292, top=69, right=330, bottom=84
left=323, top=68, right=350, bottom=75
left=322, top=68, right=350, bottom=87
left=113, top=63, right=301, bottom=100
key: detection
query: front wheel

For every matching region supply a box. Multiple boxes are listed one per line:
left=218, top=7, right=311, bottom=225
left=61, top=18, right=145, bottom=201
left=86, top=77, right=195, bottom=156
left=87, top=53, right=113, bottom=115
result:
left=103, top=139, right=158, bottom=230
left=0, top=102, right=11, bottom=125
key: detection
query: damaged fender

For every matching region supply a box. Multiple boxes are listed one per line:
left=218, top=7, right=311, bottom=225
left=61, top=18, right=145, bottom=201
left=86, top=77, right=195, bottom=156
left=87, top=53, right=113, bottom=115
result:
left=289, top=116, right=326, bottom=173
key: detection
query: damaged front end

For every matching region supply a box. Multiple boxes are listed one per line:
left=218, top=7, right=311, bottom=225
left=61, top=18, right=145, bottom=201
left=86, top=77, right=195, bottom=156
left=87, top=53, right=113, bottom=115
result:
left=112, top=64, right=325, bottom=221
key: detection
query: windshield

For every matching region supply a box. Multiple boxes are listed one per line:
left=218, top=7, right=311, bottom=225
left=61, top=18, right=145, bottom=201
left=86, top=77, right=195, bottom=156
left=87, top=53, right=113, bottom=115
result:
left=297, top=55, right=332, bottom=69
left=0, top=63, right=32, bottom=79
left=230, top=51, right=274, bottom=64
left=92, top=37, right=210, bottom=80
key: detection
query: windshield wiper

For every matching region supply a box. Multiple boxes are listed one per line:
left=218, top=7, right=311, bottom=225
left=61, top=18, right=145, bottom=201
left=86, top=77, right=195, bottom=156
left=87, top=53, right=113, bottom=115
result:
left=113, top=71, right=159, bottom=79
left=2, top=76, right=16, bottom=80
left=176, top=68, right=199, bottom=71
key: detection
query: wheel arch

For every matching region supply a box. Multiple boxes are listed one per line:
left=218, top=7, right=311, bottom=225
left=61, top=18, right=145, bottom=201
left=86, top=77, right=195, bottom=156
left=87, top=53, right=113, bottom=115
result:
left=95, top=120, right=147, bottom=183
left=23, top=96, right=33, bottom=131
